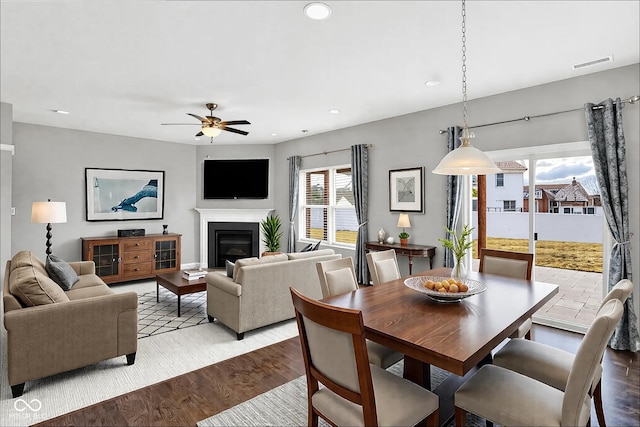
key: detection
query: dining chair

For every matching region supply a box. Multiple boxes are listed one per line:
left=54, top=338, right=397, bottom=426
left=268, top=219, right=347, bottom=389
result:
left=316, top=257, right=404, bottom=369
left=479, top=248, right=534, bottom=339
left=492, top=279, right=634, bottom=427
left=289, top=287, right=439, bottom=427
left=455, top=298, right=624, bottom=427
left=366, top=249, right=401, bottom=285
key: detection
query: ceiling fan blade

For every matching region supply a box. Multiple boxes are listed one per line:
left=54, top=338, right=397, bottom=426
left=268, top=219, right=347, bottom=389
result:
left=222, top=127, right=249, bottom=136
left=161, top=123, right=201, bottom=125
left=220, top=120, right=251, bottom=126
left=195, top=131, right=204, bottom=137
left=187, top=113, right=209, bottom=123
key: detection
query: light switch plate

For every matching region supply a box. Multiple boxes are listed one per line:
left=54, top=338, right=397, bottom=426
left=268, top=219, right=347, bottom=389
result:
left=11, top=207, right=15, bottom=215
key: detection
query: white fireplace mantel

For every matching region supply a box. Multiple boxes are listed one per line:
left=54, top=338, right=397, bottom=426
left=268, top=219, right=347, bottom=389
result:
left=196, top=208, right=274, bottom=267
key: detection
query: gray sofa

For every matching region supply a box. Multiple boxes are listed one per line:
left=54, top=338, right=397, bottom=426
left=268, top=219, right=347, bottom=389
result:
left=206, top=249, right=341, bottom=339
left=2, top=250, right=138, bottom=397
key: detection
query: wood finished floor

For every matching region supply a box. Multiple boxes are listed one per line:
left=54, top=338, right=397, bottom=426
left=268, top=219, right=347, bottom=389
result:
left=34, top=325, right=639, bottom=427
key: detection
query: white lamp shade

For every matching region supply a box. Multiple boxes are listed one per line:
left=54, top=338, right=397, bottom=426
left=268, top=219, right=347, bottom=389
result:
left=432, top=144, right=501, bottom=175
left=202, top=126, right=222, bottom=138
left=397, top=213, right=411, bottom=228
left=32, top=201, right=67, bottom=223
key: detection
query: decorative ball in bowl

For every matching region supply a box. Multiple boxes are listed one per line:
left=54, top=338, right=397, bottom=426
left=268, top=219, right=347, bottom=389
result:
left=404, top=276, right=486, bottom=302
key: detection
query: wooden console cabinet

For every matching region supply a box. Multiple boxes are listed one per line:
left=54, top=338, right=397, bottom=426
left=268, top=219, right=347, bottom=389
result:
left=81, top=233, right=181, bottom=284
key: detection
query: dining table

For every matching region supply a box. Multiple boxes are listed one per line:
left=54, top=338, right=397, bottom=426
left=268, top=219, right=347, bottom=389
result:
left=322, top=266, right=559, bottom=426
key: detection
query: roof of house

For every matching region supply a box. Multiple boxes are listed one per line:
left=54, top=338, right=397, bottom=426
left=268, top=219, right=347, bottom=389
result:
left=496, top=161, right=528, bottom=173
left=553, top=178, right=590, bottom=202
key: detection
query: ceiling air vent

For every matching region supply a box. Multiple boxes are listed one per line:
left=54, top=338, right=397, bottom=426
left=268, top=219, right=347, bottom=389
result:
left=572, top=55, right=613, bottom=70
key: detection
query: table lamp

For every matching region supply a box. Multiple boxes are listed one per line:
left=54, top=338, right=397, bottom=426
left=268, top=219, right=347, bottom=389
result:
left=397, top=213, right=411, bottom=244
left=32, top=199, right=67, bottom=255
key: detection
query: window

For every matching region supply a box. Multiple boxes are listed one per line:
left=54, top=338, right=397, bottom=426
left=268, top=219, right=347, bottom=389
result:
left=496, top=173, right=504, bottom=187
left=299, top=166, right=358, bottom=246
left=503, top=200, right=516, bottom=211
left=584, top=207, right=595, bottom=215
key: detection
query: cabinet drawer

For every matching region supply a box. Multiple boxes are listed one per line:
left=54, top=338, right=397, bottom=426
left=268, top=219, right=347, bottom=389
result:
left=123, top=262, right=152, bottom=276
left=123, top=239, right=152, bottom=251
left=122, top=251, right=153, bottom=264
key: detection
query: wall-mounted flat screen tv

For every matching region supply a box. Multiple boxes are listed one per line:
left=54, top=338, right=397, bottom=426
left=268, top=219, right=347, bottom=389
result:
left=204, top=159, right=269, bottom=199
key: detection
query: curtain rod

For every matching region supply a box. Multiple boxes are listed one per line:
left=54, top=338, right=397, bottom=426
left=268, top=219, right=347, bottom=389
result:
left=438, top=94, right=640, bottom=134
left=287, top=144, right=373, bottom=160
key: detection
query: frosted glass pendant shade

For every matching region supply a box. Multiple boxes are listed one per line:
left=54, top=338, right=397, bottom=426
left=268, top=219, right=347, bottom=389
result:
left=432, top=130, right=501, bottom=176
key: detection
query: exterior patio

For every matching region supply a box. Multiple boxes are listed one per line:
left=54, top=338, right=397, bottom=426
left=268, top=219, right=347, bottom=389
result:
left=471, top=259, right=603, bottom=334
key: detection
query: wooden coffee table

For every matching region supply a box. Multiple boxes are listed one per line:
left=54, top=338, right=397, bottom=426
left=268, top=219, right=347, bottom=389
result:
left=156, top=271, right=208, bottom=317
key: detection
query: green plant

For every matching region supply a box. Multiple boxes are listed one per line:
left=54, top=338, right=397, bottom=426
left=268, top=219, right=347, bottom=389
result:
left=399, top=231, right=410, bottom=239
left=260, top=214, right=283, bottom=252
left=439, top=224, right=474, bottom=264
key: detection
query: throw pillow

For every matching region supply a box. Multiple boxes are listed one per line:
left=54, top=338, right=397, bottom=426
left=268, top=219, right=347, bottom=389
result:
left=311, top=240, right=322, bottom=251
left=300, top=243, right=314, bottom=252
left=10, top=266, right=70, bottom=306
left=225, top=259, right=235, bottom=278
left=46, top=255, right=79, bottom=291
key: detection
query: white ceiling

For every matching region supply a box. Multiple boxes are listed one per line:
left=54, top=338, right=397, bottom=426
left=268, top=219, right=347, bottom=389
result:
left=1, top=1, right=638, bottom=146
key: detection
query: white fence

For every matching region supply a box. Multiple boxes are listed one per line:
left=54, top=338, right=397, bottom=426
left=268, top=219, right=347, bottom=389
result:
left=471, top=212, right=603, bottom=243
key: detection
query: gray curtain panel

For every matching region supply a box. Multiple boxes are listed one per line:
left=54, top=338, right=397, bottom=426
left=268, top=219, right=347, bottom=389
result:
left=585, top=97, right=639, bottom=352
left=444, top=126, right=462, bottom=268
left=351, top=144, right=369, bottom=283
left=287, top=156, right=301, bottom=253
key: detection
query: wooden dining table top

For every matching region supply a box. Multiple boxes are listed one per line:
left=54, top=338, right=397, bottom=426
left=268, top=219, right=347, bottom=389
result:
left=322, top=267, right=559, bottom=377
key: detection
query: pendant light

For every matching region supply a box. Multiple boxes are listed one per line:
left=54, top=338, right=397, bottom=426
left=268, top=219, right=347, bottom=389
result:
left=432, top=0, right=501, bottom=176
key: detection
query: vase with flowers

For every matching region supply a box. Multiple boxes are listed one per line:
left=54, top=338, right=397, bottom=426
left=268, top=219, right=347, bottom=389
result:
left=438, top=224, right=474, bottom=279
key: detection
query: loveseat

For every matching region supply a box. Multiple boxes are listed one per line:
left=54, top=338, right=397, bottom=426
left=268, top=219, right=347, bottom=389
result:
left=206, top=249, right=341, bottom=339
left=2, top=251, right=138, bottom=397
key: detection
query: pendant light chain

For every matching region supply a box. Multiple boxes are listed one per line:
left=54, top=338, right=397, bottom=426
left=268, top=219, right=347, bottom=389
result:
left=461, top=0, right=468, bottom=131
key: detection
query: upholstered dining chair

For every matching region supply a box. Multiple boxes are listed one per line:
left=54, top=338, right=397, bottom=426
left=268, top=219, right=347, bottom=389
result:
left=492, top=279, right=634, bottom=427
left=479, top=248, right=534, bottom=339
left=316, top=257, right=404, bottom=369
left=366, top=249, right=401, bottom=285
left=455, top=298, right=624, bottom=427
left=289, top=287, right=439, bottom=427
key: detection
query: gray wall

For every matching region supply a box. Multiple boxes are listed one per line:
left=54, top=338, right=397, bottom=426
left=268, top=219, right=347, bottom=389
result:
left=273, top=63, right=639, bottom=320
left=11, top=125, right=197, bottom=264
left=6, top=64, right=639, bottom=325
left=1, top=102, right=14, bottom=284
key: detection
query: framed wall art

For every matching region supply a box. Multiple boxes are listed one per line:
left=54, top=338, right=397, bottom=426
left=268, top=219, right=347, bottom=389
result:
left=85, top=168, right=165, bottom=221
left=389, top=167, right=424, bottom=212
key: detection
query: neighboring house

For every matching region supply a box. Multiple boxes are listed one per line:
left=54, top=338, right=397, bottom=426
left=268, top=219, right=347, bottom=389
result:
left=482, top=161, right=528, bottom=212
left=552, top=177, right=601, bottom=214
left=523, top=183, right=565, bottom=213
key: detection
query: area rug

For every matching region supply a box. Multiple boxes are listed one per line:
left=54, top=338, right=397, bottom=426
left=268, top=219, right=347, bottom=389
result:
left=0, top=315, right=298, bottom=427
left=198, top=362, right=485, bottom=427
left=137, top=288, right=208, bottom=338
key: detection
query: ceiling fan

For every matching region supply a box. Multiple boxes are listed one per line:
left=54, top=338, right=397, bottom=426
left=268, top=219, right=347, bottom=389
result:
left=161, top=103, right=250, bottom=141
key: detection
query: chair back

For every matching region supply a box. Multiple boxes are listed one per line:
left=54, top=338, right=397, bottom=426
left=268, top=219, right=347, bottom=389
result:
left=479, top=248, right=533, bottom=280
left=366, top=249, right=401, bottom=285
left=290, top=287, right=378, bottom=426
left=316, top=257, right=358, bottom=298
left=600, top=279, right=633, bottom=308
left=562, top=299, right=623, bottom=426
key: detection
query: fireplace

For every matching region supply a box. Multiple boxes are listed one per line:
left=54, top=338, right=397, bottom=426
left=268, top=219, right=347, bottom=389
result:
left=196, top=208, right=273, bottom=268
left=208, top=222, right=259, bottom=267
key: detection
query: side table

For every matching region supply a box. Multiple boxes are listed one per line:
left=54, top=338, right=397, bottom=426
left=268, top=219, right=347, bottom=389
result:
left=365, top=241, right=436, bottom=275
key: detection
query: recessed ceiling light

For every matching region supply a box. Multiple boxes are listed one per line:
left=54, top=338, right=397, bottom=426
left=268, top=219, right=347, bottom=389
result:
left=52, top=109, right=70, bottom=114
left=424, top=80, right=440, bottom=87
left=304, top=2, right=331, bottom=20
left=329, top=109, right=340, bottom=114
left=271, top=133, right=278, bottom=136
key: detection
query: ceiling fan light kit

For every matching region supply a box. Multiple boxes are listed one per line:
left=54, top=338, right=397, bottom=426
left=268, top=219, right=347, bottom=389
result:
left=161, top=102, right=250, bottom=142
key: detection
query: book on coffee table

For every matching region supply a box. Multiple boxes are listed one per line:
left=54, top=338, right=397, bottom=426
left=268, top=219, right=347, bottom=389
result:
left=182, top=269, right=207, bottom=280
